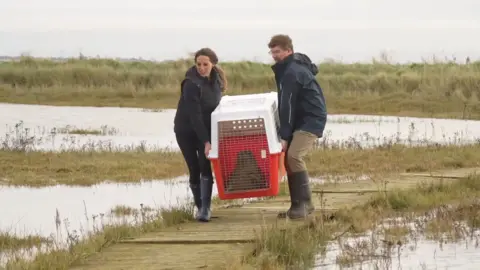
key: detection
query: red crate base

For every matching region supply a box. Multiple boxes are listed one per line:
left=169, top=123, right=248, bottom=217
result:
left=210, top=152, right=286, bottom=200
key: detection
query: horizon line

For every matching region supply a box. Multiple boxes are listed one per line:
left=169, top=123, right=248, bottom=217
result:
left=1, top=19, right=479, bottom=31
left=0, top=54, right=475, bottom=65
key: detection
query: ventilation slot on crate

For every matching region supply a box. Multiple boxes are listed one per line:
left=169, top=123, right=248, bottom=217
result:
left=217, top=118, right=271, bottom=194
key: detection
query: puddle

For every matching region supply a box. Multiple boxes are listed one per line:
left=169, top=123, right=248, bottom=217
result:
left=315, top=215, right=480, bottom=269
left=1, top=103, right=480, bottom=151
left=0, top=176, right=218, bottom=244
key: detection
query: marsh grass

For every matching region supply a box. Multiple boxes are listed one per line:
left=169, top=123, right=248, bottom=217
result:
left=0, top=149, right=186, bottom=186
left=2, top=57, right=480, bottom=119
left=367, top=174, right=480, bottom=211
left=56, top=128, right=101, bottom=135
left=140, top=108, right=165, bottom=113
left=3, top=203, right=194, bottom=269
left=327, top=116, right=397, bottom=124
left=0, top=233, right=52, bottom=253
left=110, top=204, right=154, bottom=217
left=333, top=230, right=404, bottom=269
left=334, top=202, right=480, bottom=269
left=380, top=224, right=411, bottom=245
left=1, top=120, right=479, bottom=187
left=248, top=222, right=333, bottom=268
left=421, top=202, right=480, bottom=243
left=331, top=175, right=480, bottom=268
left=53, top=125, right=119, bottom=136
left=246, top=174, right=480, bottom=269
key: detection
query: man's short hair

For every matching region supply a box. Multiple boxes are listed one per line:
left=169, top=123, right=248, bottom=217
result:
left=268, top=34, right=294, bottom=51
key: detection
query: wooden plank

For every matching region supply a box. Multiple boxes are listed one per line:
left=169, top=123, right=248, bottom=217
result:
left=400, top=173, right=471, bottom=179
left=70, top=243, right=247, bottom=270
left=312, top=189, right=383, bottom=194
left=120, top=238, right=255, bottom=245
left=239, top=205, right=339, bottom=212
left=400, top=167, right=480, bottom=178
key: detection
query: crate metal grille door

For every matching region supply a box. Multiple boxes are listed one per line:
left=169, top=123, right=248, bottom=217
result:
left=217, top=118, right=271, bottom=194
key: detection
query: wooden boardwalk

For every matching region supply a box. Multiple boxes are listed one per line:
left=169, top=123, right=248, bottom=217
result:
left=71, top=167, right=479, bottom=270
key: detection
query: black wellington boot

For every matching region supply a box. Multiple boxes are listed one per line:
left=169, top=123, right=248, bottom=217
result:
left=277, top=175, right=295, bottom=219
left=300, top=171, right=315, bottom=215
left=198, top=176, right=213, bottom=222
left=287, top=171, right=315, bottom=220
left=189, top=184, right=202, bottom=220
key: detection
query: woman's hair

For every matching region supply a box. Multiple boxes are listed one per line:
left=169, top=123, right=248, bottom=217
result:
left=194, top=48, right=228, bottom=92
left=213, top=66, right=227, bottom=92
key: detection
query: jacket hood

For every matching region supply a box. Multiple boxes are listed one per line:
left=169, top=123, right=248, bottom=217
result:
left=292, top=53, right=318, bottom=75
left=185, top=65, right=198, bottom=78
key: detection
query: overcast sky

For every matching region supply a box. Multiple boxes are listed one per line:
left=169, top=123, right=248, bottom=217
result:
left=1, top=0, right=479, bottom=62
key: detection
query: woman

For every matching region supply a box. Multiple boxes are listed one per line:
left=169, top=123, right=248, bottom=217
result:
left=173, top=48, right=227, bottom=222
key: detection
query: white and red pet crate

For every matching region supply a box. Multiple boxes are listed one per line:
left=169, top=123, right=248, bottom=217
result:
left=208, top=92, right=286, bottom=200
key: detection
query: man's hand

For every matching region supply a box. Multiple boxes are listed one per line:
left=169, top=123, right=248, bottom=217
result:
left=204, top=142, right=212, bottom=157
left=281, top=139, right=288, bottom=152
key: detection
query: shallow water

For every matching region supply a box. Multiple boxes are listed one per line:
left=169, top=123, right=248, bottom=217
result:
left=316, top=237, right=480, bottom=269
left=1, top=103, right=479, bottom=151
left=0, top=176, right=218, bottom=242
left=315, top=217, right=480, bottom=269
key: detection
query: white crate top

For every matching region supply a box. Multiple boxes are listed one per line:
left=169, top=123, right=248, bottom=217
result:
left=209, top=91, right=283, bottom=158
left=211, top=92, right=277, bottom=116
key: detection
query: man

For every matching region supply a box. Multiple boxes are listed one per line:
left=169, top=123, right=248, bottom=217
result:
left=268, top=34, right=327, bottom=219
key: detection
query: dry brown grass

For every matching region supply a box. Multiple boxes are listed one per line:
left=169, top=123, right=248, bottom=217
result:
left=0, top=150, right=186, bottom=186
left=1, top=141, right=479, bottom=186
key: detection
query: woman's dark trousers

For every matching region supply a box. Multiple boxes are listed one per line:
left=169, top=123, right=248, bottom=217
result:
left=175, top=132, right=214, bottom=222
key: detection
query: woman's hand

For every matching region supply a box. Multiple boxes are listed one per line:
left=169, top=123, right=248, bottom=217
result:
left=280, top=139, right=288, bottom=152
left=204, top=142, right=212, bottom=157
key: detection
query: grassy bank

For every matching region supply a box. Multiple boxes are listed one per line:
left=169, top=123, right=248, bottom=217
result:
left=0, top=149, right=186, bottom=186
left=1, top=57, right=480, bottom=119
left=245, top=173, right=480, bottom=269
left=1, top=142, right=480, bottom=186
